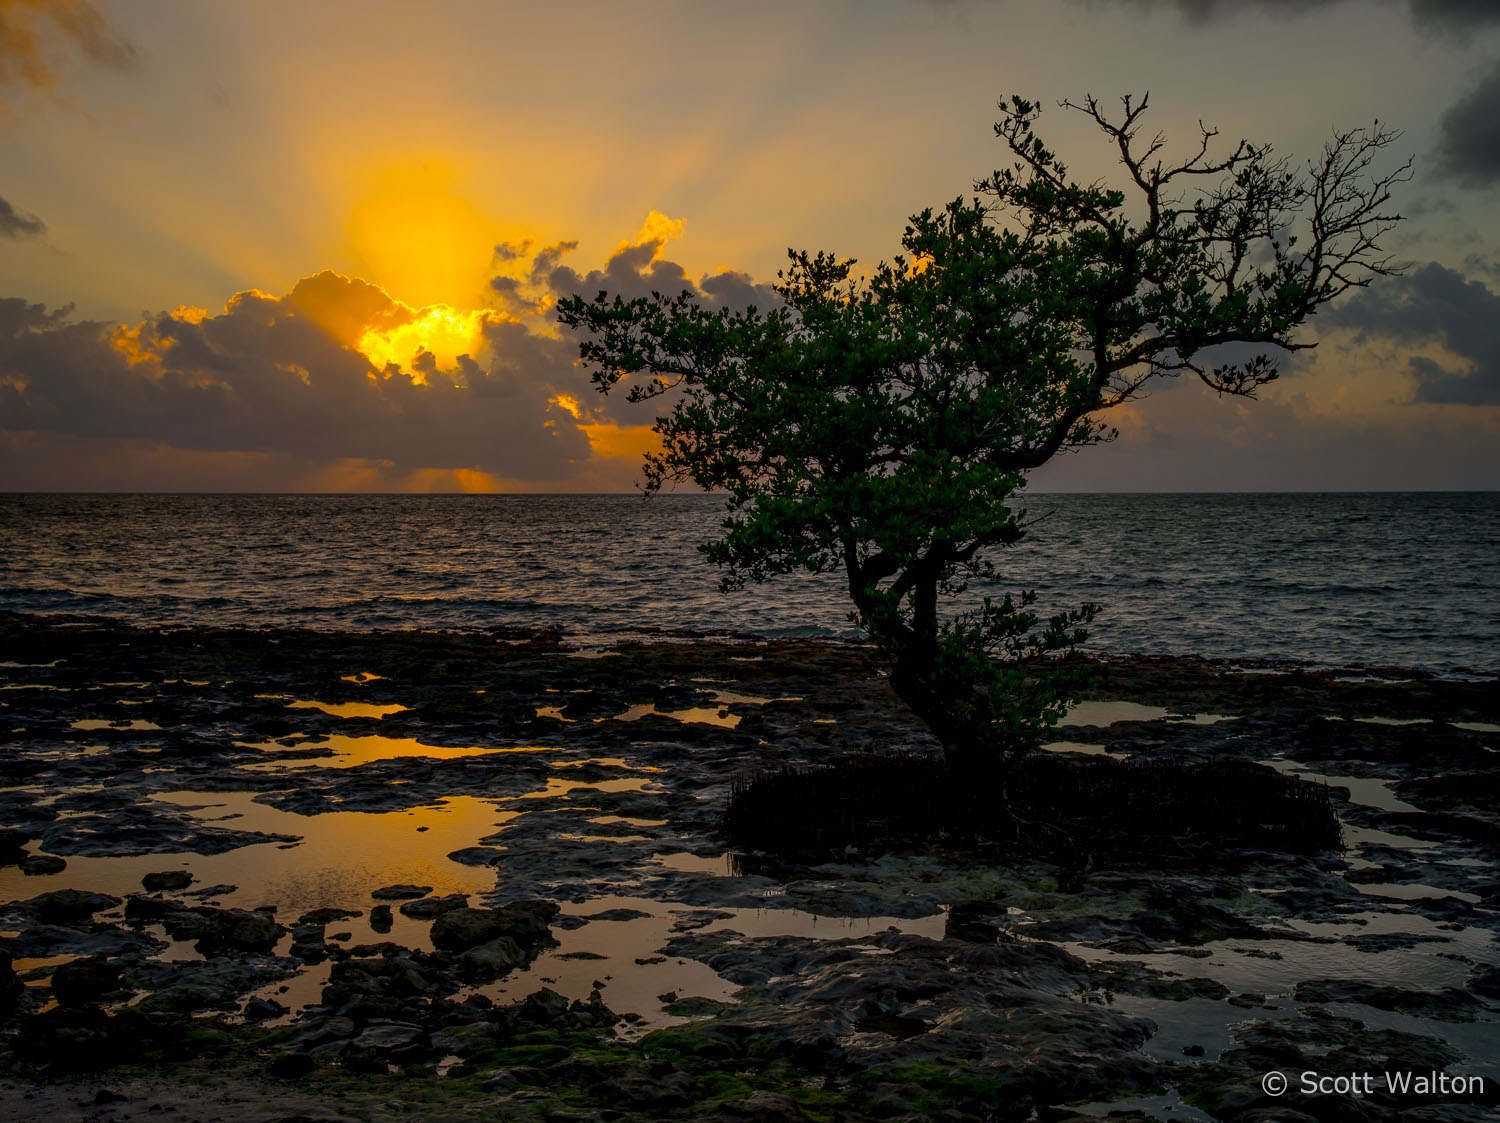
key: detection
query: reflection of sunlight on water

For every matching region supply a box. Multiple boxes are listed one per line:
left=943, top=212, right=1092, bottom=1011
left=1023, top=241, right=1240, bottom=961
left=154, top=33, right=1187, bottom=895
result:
left=236, top=734, right=553, bottom=771
left=0, top=792, right=515, bottom=923
left=1262, top=757, right=1420, bottom=814
left=1063, top=700, right=1228, bottom=726
left=1041, top=740, right=1123, bottom=758
left=287, top=699, right=409, bottom=719
left=69, top=718, right=162, bottom=731
left=475, top=894, right=947, bottom=1029
left=255, top=694, right=408, bottom=719
left=539, top=688, right=807, bottom=729
left=652, top=851, right=731, bottom=875
left=518, top=775, right=656, bottom=800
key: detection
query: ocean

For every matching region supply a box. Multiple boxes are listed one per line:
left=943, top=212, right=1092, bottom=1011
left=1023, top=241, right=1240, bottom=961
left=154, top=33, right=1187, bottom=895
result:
left=1, top=491, right=1496, bottom=673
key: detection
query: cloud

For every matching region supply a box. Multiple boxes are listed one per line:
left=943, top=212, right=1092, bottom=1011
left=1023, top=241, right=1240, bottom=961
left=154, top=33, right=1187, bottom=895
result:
left=1093, top=0, right=1500, bottom=28
left=0, top=0, right=136, bottom=119
left=0, top=271, right=602, bottom=483
left=537, top=213, right=780, bottom=311
left=1327, top=262, right=1500, bottom=405
left=0, top=193, right=44, bottom=237
left=1434, top=59, right=1500, bottom=187
left=1408, top=0, right=1500, bottom=29
left=0, top=211, right=787, bottom=492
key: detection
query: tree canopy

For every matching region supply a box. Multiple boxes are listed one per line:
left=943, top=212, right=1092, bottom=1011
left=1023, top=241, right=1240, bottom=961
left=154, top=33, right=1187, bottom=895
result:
left=557, top=94, right=1408, bottom=769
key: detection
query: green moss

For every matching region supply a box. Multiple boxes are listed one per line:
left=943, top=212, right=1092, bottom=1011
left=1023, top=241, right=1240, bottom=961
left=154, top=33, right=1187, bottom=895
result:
left=1177, top=1064, right=1240, bottom=1112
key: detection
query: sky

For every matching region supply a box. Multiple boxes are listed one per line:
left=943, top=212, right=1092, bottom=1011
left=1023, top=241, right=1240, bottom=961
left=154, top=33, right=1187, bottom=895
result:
left=1, top=0, right=1498, bottom=493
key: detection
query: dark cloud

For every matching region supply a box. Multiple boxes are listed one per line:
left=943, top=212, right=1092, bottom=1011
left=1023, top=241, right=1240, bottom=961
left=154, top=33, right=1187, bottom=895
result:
left=0, top=0, right=136, bottom=118
left=1, top=230, right=790, bottom=489
left=1435, top=60, right=1500, bottom=187
left=492, top=239, right=532, bottom=264
left=1328, top=262, right=1500, bottom=405
left=1095, top=0, right=1500, bottom=27
left=1409, top=0, right=1500, bottom=29
left=0, top=194, right=44, bottom=237
left=0, top=271, right=595, bottom=481
left=539, top=234, right=780, bottom=311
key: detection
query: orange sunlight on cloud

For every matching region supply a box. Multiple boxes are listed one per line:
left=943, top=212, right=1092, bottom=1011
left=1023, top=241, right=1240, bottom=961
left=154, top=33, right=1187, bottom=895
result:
left=357, top=305, right=490, bottom=376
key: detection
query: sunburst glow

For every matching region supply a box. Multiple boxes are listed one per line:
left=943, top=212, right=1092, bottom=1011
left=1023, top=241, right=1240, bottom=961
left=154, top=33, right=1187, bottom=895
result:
left=357, top=305, right=490, bottom=376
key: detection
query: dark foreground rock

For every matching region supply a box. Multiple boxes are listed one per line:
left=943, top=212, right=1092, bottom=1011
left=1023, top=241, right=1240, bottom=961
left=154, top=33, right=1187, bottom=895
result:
left=0, top=616, right=1495, bottom=1122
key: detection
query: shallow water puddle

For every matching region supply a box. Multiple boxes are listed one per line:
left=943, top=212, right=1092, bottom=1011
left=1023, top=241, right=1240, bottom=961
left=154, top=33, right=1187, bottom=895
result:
left=474, top=894, right=948, bottom=1029
left=1263, top=757, right=1420, bottom=814
left=256, top=694, right=409, bottom=719
left=540, top=688, right=805, bottom=729
left=69, top=718, right=162, bottom=732
left=1063, top=700, right=1228, bottom=726
left=516, top=775, right=657, bottom=800
left=0, top=791, right=514, bottom=927
left=287, top=700, right=409, bottom=719
left=237, top=734, right=550, bottom=771
left=1041, top=740, right=1126, bottom=758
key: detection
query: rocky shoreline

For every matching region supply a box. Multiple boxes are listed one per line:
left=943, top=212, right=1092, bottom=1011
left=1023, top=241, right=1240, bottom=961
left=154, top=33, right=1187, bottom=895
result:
left=0, top=612, right=1496, bottom=1122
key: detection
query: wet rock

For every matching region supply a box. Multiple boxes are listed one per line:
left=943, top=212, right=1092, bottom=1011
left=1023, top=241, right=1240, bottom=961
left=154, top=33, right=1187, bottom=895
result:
left=51, top=955, right=125, bottom=1006
left=458, top=935, right=527, bottom=981
left=343, top=1021, right=431, bottom=1070
left=296, top=907, right=361, bottom=925
left=123, top=896, right=284, bottom=954
left=287, top=1014, right=358, bottom=1050
left=322, top=954, right=450, bottom=1016
left=1228, top=992, right=1274, bottom=1009
left=183, top=883, right=237, bottom=899
left=447, top=846, right=506, bottom=866
left=581, top=907, right=653, bottom=922
left=429, top=900, right=559, bottom=951
left=0, top=826, right=33, bottom=852
left=1292, top=979, right=1486, bottom=1022
left=1468, top=963, right=1500, bottom=1000
left=1223, top=1007, right=1462, bottom=1077
left=243, top=995, right=288, bottom=1021
left=126, top=957, right=294, bottom=1016
left=517, top=987, right=569, bottom=1025
left=290, top=922, right=328, bottom=962
left=398, top=893, right=468, bottom=919
left=1347, top=931, right=1451, bottom=953
left=141, top=870, right=193, bottom=892
left=4, top=919, right=164, bottom=960
left=670, top=909, right=734, bottom=932
left=24, top=889, right=121, bottom=925
left=430, top=1022, right=494, bottom=1057
left=1090, top=961, right=1229, bottom=1002
left=21, top=854, right=66, bottom=875
left=369, top=904, right=393, bottom=933
left=371, top=883, right=432, bottom=900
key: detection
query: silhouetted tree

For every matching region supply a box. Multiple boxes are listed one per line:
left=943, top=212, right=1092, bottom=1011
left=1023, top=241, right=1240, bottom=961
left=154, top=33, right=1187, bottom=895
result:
left=558, top=95, right=1408, bottom=775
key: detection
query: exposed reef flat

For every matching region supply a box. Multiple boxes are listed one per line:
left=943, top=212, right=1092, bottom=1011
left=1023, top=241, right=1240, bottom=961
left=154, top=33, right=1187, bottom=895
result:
left=0, top=612, right=1496, bottom=1121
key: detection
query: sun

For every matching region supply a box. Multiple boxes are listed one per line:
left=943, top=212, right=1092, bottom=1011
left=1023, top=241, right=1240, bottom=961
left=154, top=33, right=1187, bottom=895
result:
left=345, top=160, right=505, bottom=310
